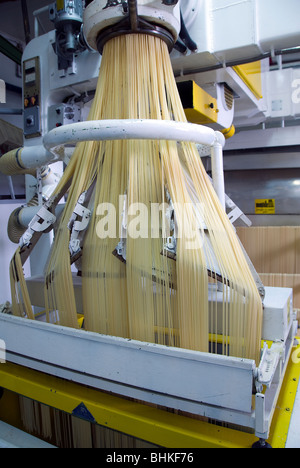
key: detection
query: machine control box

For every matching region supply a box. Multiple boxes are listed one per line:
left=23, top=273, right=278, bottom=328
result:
left=48, top=103, right=81, bottom=131
left=262, top=286, right=294, bottom=342
left=23, top=57, right=41, bottom=138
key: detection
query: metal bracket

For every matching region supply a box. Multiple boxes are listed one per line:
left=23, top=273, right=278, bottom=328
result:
left=164, top=235, right=177, bottom=259
left=68, top=191, right=92, bottom=259
left=255, top=341, right=285, bottom=391
left=114, top=239, right=127, bottom=263
left=19, top=204, right=56, bottom=248
left=227, top=206, right=245, bottom=225
left=237, top=239, right=265, bottom=301
left=225, top=194, right=252, bottom=228
left=113, top=192, right=127, bottom=262
left=162, top=185, right=265, bottom=300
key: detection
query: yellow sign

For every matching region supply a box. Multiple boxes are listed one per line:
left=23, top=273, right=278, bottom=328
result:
left=255, top=199, right=275, bottom=214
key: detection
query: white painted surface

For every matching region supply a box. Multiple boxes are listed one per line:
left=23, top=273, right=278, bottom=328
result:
left=0, top=421, right=55, bottom=448
left=0, top=202, right=30, bottom=305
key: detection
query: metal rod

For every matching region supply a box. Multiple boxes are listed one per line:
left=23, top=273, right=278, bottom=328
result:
left=211, top=140, right=226, bottom=210
left=33, top=5, right=50, bottom=38
left=128, top=0, right=139, bottom=31
left=21, top=0, right=31, bottom=44
left=7, top=176, right=15, bottom=200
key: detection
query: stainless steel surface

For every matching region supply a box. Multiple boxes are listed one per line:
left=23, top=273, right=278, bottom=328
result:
left=224, top=168, right=300, bottom=216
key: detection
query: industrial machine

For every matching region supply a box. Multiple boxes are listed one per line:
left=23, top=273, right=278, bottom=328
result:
left=0, top=0, right=300, bottom=449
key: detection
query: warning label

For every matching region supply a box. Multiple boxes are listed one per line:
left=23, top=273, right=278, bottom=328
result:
left=255, top=199, right=275, bottom=214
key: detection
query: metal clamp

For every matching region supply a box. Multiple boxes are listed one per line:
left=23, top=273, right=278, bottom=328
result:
left=19, top=205, right=57, bottom=248
left=68, top=191, right=92, bottom=258
left=113, top=193, right=127, bottom=262
left=255, top=341, right=285, bottom=391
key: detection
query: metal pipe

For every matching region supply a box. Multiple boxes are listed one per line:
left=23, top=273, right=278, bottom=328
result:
left=19, top=146, right=57, bottom=169
left=7, top=201, right=65, bottom=244
left=33, top=5, right=50, bottom=38
left=0, top=146, right=57, bottom=176
left=211, top=135, right=226, bottom=210
left=21, top=0, right=31, bottom=44
left=128, top=0, right=139, bottom=31
left=18, top=203, right=65, bottom=229
left=43, top=119, right=219, bottom=154
left=7, top=176, right=15, bottom=200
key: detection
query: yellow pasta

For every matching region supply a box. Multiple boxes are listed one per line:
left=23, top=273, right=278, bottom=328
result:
left=10, top=33, right=263, bottom=364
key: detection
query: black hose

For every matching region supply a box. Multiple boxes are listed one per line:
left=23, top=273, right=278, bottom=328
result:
left=179, top=10, right=197, bottom=52
left=174, top=40, right=187, bottom=54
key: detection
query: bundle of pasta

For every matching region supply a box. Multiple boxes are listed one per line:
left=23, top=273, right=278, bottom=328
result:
left=10, top=34, right=262, bottom=364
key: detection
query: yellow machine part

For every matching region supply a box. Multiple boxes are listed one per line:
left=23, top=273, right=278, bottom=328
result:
left=222, top=125, right=236, bottom=139
left=177, top=80, right=219, bottom=125
left=77, top=314, right=84, bottom=328
left=233, top=61, right=263, bottom=100
left=0, top=338, right=299, bottom=448
left=56, top=0, right=64, bottom=11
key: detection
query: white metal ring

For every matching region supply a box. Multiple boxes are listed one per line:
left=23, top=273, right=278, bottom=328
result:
left=43, top=119, right=222, bottom=152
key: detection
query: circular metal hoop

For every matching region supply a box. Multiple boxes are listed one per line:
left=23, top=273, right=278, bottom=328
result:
left=43, top=119, right=223, bottom=152
left=96, top=19, right=175, bottom=54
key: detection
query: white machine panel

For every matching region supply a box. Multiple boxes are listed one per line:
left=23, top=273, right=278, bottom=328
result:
left=262, top=287, right=293, bottom=342
left=0, top=313, right=255, bottom=414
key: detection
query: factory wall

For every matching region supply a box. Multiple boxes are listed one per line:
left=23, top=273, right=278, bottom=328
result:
left=224, top=167, right=300, bottom=226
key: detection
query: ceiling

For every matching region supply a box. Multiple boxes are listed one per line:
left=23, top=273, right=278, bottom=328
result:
left=0, top=0, right=53, bottom=44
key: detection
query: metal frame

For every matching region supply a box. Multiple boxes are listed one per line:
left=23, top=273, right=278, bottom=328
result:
left=0, top=336, right=299, bottom=448
left=0, top=360, right=255, bottom=448
left=0, top=35, right=22, bottom=65
left=0, top=310, right=298, bottom=442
